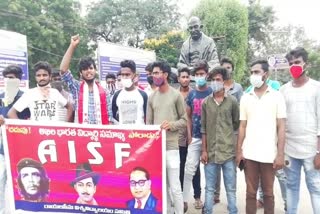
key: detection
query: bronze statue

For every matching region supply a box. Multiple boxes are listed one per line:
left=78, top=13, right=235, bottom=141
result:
left=178, top=16, right=219, bottom=71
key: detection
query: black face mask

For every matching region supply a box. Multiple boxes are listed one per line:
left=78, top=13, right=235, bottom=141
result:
left=147, top=76, right=153, bottom=85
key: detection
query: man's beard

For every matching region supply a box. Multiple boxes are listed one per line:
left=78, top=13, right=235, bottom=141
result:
left=23, top=190, right=42, bottom=201
left=38, top=81, right=50, bottom=87
left=180, top=84, right=189, bottom=88
left=84, top=78, right=95, bottom=84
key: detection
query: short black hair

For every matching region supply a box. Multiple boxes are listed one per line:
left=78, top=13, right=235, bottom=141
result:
left=105, top=73, right=116, bottom=80
left=220, top=57, right=234, bottom=70
left=120, top=60, right=136, bottom=73
left=193, top=60, right=209, bottom=74
left=209, top=66, right=228, bottom=81
left=2, top=65, right=23, bottom=79
left=145, top=63, right=153, bottom=72
left=51, top=69, right=60, bottom=78
left=250, top=59, right=269, bottom=73
left=285, top=47, right=308, bottom=63
left=152, top=60, right=171, bottom=80
left=130, top=166, right=150, bottom=180
left=79, top=57, right=96, bottom=72
left=178, top=67, right=191, bottom=76
left=34, top=61, right=52, bottom=75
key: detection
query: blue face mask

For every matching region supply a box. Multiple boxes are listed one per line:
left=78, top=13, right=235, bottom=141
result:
left=195, top=76, right=207, bottom=87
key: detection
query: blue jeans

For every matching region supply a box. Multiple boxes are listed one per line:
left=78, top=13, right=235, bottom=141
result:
left=257, top=169, right=287, bottom=206
left=204, top=158, right=237, bottom=214
left=285, top=155, right=320, bottom=214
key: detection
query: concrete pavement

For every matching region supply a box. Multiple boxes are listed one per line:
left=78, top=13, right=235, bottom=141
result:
left=185, top=164, right=313, bottom=214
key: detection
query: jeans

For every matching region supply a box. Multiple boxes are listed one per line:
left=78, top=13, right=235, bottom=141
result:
left=203, top=158, right=237, bottom=214
left=182, top=138, right=202, bottom=202
left=214, top=169, right=221, bottom=199
left=244, top=159, right=275, bottom=214
left=0, top=154, right=6, bottom=214
left=257, top=169, right=287, bottom=207
left=215, top=133, right=237, bottom=199
left=285, top=155, right=320, bottom=214
left=166, top=150, right=184, bottom=214
left=179, top=146, right=201, bottom=199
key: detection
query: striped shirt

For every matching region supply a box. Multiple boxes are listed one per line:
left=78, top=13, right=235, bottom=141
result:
left=61, top=71, right=113, bottom=124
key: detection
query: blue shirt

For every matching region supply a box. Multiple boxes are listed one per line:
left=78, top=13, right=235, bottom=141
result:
left=186, top=87, right=212, bottom=138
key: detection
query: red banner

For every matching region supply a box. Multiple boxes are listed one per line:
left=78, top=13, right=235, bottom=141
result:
left=2, top=120, right=165, bottom=213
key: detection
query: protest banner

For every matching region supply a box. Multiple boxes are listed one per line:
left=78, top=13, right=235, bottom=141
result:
left=0, top=30, right=29, bottom=90
left=2, top=120, right=165, bottom=213
left=97, top=42, right=156, bottom=88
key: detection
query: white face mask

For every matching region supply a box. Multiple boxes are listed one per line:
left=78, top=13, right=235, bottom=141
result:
left=121, top=78, right=133, bottom=88
left=210, top=81, right=224, bottom=93
left=250, top=74, right=264, bottom=88
left=3, top=78, right=20, bottom=106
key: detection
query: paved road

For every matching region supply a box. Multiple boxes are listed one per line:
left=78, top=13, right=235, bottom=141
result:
left=185, top=164, right=313, bottom=214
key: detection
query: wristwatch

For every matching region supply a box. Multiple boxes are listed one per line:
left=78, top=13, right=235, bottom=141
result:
left=316, top=151, right=320, bottom=154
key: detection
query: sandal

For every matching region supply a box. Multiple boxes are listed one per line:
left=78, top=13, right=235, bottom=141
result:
left=194, top=198, right=204, bottom=209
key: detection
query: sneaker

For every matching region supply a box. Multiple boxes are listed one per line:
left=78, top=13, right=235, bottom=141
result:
left=194, top=198, right=203, bottom=209
left=214, top=196, right=220, bottom=204
left=256, top=200, right=264, bottom=209
left=184, top=202, right=188, bottom=213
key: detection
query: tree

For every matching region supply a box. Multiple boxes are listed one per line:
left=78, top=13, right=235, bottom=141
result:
left=144, top=31, right=186, bottom=67
left=263, top=25, right=320, bottom=83
left=192, top=0, right=249, bottom=82
left=86, top=0, right=180, bottom=47
left=247, top=0, right=276, bottom=62
left=0, top=0, right=93, bottom=86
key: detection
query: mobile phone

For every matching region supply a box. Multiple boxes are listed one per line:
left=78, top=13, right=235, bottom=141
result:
left=239, top=159, right=245, bottom=171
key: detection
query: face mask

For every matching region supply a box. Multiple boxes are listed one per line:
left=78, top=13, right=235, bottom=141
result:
left=153, top=76, right=165, bottom=87
left=121, top=78, right=133, bottom=88
left=195, top=76, right=207, bottom=87
left=3, top=78, right=20, bottom=106
left=289, top=64, right=304, bottom=79
left=210, top=81, right=224, bottom=93
left=250, top=74, right=264, bottom=88
left=226, top=70, right=233, bottom=80
left=147, top=76, right=153, bottom=85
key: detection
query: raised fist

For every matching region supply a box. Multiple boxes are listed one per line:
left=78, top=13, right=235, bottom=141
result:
left=70, top=35, right=80, bottom=47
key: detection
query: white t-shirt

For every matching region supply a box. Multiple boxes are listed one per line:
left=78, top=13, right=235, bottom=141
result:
left=280, top=78, right=320, bottom=159
left=112, top=88, right=147, bottom=125
left=240, top=87, right=287, bottom=163
left=13, top=88, right=67, bottom=121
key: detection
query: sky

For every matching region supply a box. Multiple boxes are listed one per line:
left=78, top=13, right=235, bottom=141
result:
left=177, top=0, right=320, bottom=41
left=81, top=0, right=320, bottom=42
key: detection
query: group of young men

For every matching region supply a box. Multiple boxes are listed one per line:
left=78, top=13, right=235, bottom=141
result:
left=0, top=31, right=319, bottom=214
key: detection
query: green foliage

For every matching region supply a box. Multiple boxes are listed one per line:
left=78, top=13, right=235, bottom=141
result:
left=263, top=25, right=320, bottom=83
left=306, top=46, right=320, bottom=81
left=247, top=0, right=276, bottom=62
left=144, top=31, right=186, bottom=67
left=86, top=0, right=180, bottom=47
left=0, top=0, right=93, bottom=86
left=192, top=0, right=249, bottom=82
